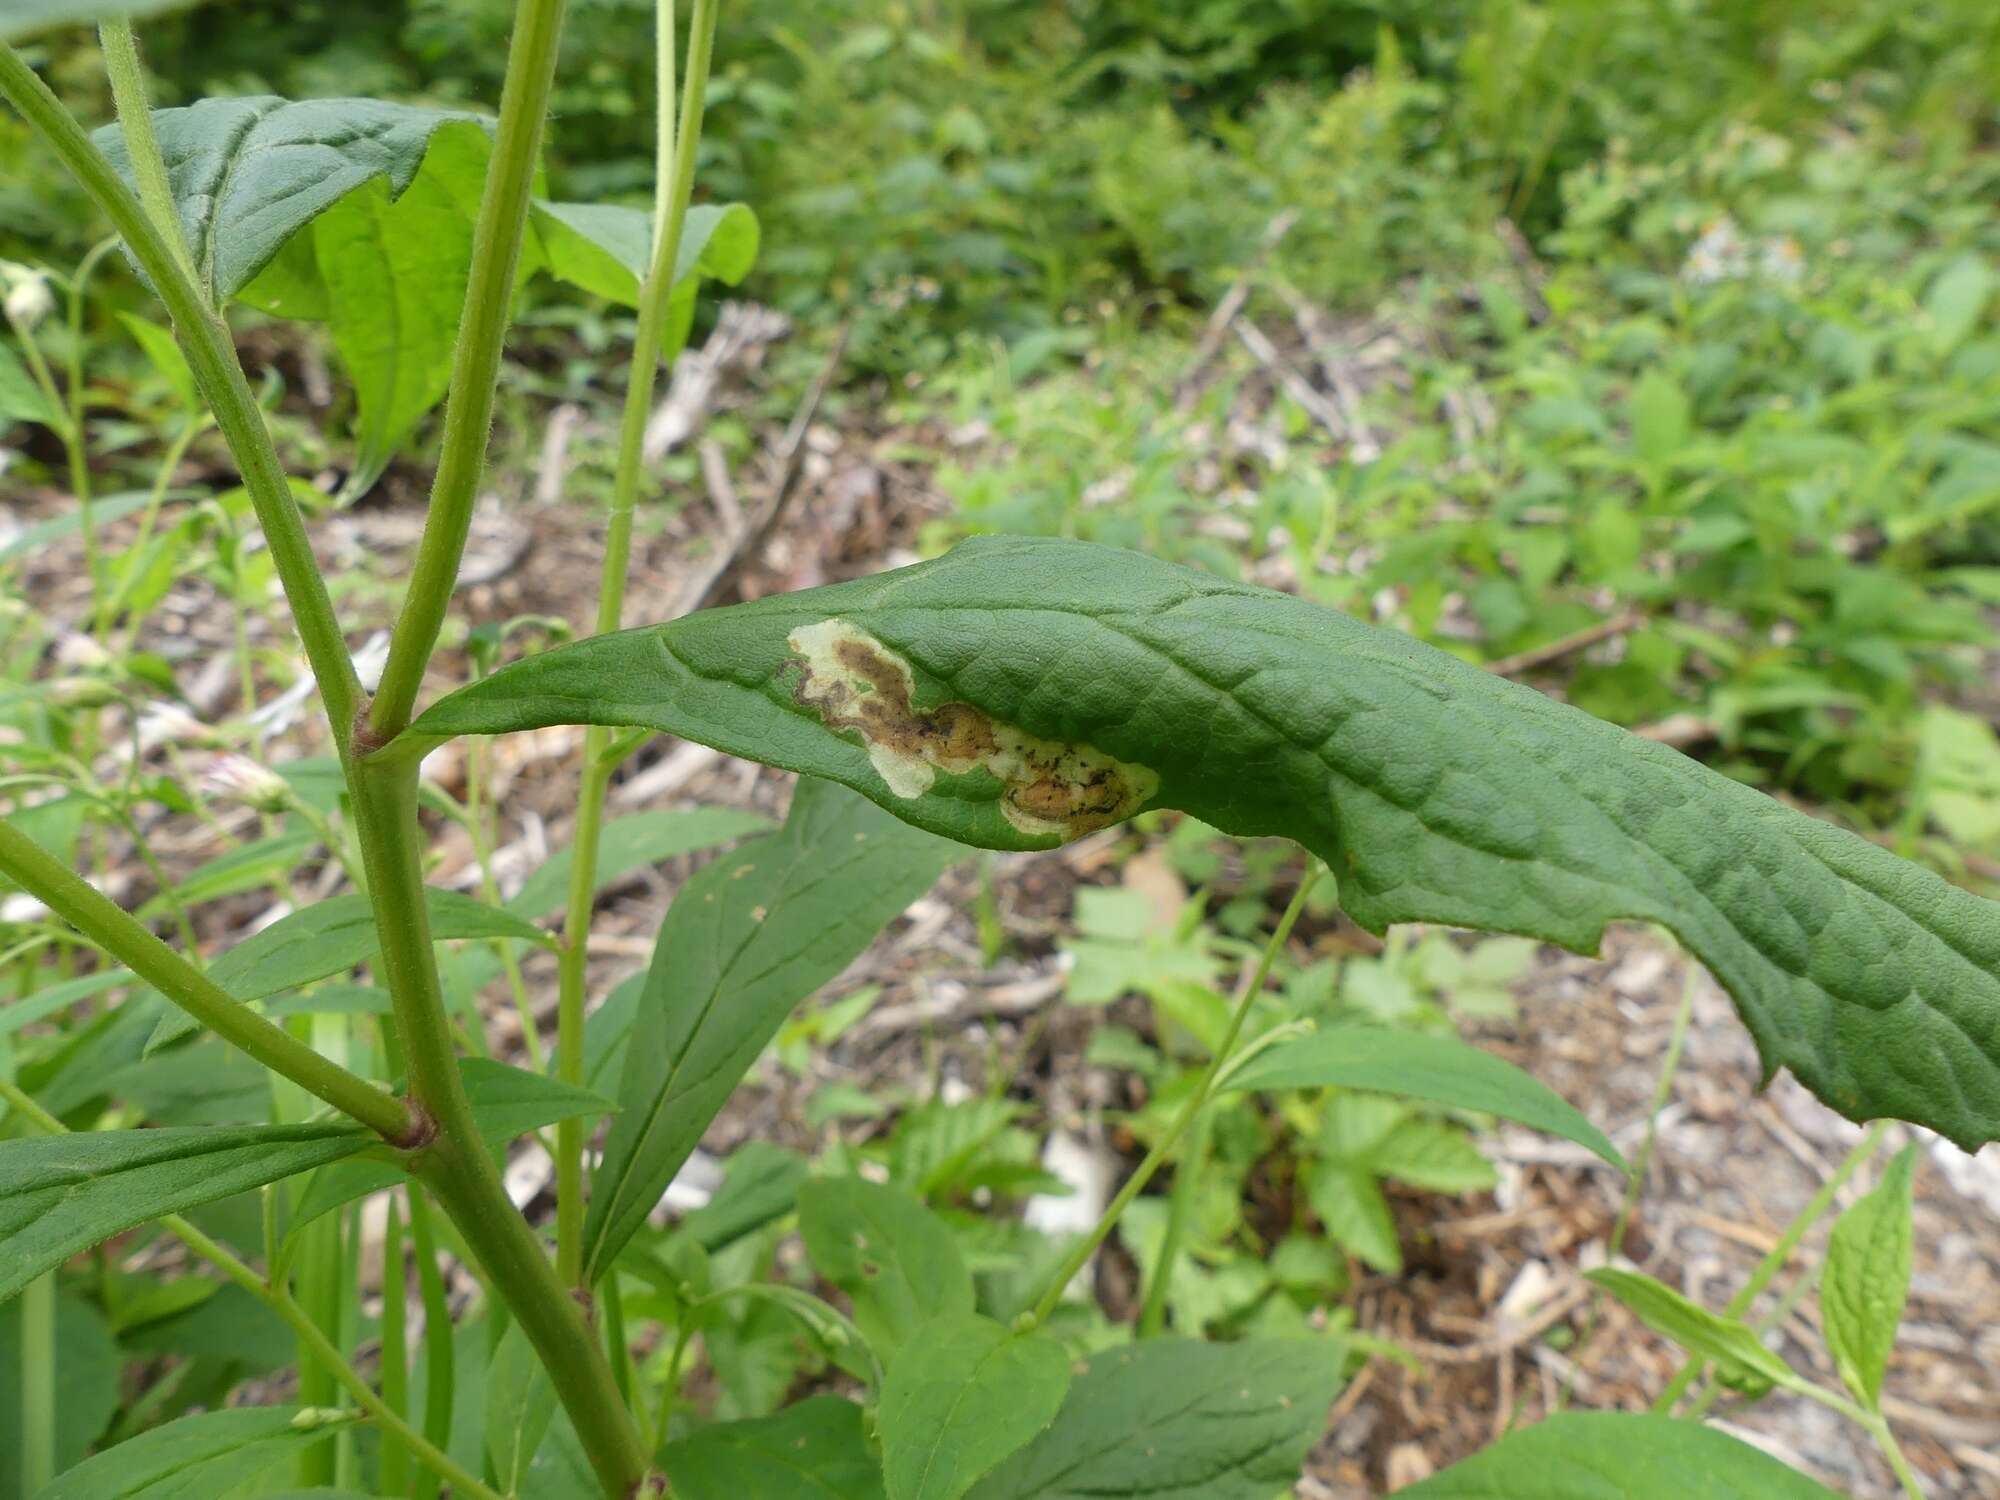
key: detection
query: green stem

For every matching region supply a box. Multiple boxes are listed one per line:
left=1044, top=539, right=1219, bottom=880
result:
left=557, top=0, right=720, bottom=1290
left=0, top=44, right=361, bottom=737
left=0, top=816, right=410, bottom=1140
left=97, top=19, right=195, bottom=283
left=1651, top=1119, right=1890, bottom=1414
left=366, top=0, right=569, bottom=738
left=405, top=1188, right=454, bottom=1500
left=347, top=757, right=650, bottom=1498
left=19, top=1272, right=55, bottom=1493
left=1027, top=866, right=1318, bottom=1331
left=1136, top=1100, right=1209, bottom=1337
left=106, top=418, right=201, bottom=637
left=379, top=1191, right=413, bottom=1499
left=0, top=1078, right=501, bottom=1500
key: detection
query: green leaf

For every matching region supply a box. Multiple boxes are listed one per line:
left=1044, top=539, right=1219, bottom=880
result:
left=1226, top=1026, right=1624, bottom=1170
left=1365, top=1118, right=1497, bottom=1193
left=505, top=807, right=773, bottom=920
left=660, top=1396, right=886, bottom=1499
left=532, top=200, right=761, bottom=307
left=409, top=536, right=2000, bottom=1150
left=0, top=337, right=58, bottom=427
left=878, top=1313, right=1070, bottom=1500
left=1629, top=368, right=1690, bottom=467
left=1586, top=1267, right=1794, bottom=1396
left=798, top=1176, right=974, bottom=1358
left=581, top=777, right=955, bottom=1280
left=676, top=1141, right=810, bottom=1252
left=484, top=1322, right=556, bottom=1494
left=1309, top=1162, right=1401, bottom=1273
left=0, top=492, right=158, bottom=565
left=0, top=1292, right=119, bottom=1497
left=150, top=886, right=552, bottom=1050
left=116, top=314, right=198, bottom=411
left=0, top=0, right=208, bottom=41
left=289, top=121, right=491, bottom=498
left=93, top=97, right=484, bottom=305
left=967, top=1338, right=1343, bottom=1500
left=0, top=1124, right=367, bottom=1300
left=1821, top=1143, right=1917, bottom=1408
left=1926, top=254, right=1993, bottom=356
left=1402, top=1412, right=1845, bottom=1498
left=34, top=1405, right=361, bottom=1500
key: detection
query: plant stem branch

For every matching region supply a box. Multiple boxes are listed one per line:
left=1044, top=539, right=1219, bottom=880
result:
left=1027, top=866, right=1318, bottom=1330
left=347, top=757, right=651, bottom=1498
left=0, top=43, right=361, bottom=737
left=557, top=0, right=721, bottom=1289
left=0, top=1079, right=501, bottom=1500
left=0, top=817, right=410, bottom=1139
left=367, top=0, right=568, bottom=738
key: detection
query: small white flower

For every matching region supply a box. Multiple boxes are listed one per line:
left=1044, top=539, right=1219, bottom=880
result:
left=1, top=263, right=53, bottom=331
left=200, top=752, right=292, bottom=813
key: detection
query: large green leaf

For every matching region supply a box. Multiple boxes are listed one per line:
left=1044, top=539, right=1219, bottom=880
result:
left=94, top=97, right=484, bottom=305
left=407, top=535, right=2000, bottom=1149
left=1398, top=1412, right=1846, bottom=1498
left=798, top=1176, right=974, bottom=1358
left=878, top=1313, right=1070, bottom=1500
left=484, top=1322, right=556, bottom=1495
left=660, top=1396, right=886, bottom=1499
left=1821, top=1143, right=1917, bottom=1408
left=967, top=1338, right=1343, bottom=1500
left=581, top=777, right=955, bottom=1281
left=0, top=1123, right=366, bottom=1299
left=0, top=0, right=209, bottom=42
left=1226, top=1026, right=1623, bottom=1169
left=34, top=1405, right=361, bottom=1500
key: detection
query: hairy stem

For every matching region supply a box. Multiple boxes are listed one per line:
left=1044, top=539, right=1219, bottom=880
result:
left=1028, top=866, right=1318, bottom=1330
left=0, top=817, right=410, bottom=1139
left=367, top=0, right=568, bottom=737
left=0, top=44, right=361, bottom=735
left=97, top=20, right=195, bottom=283
left=556, top=0, right=721, bottom=1289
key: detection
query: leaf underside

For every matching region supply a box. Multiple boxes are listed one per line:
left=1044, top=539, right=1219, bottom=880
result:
left=409, top=536, right=2000, bottom=1149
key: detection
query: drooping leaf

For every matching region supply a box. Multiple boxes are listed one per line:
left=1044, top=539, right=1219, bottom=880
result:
left=149, top=886, right=552, bottom=1049
left=1586, top=1268, right=1794, bottom=1396
left=878, top=1313, right=1069, bottom=1500
left=1399, top=1412, right=1846, bottom=1498
left=967, top=1338, right=1343, bottom=1500
left=798, top=1176, right=974, bottom=1358
left=1225, top=1026, right=1623, bottom=1169
left=0, top=1292, right=119, bottom=1497
left=661, top=1396, right=886, bottom=1500
left=505, top=807, right=773, bottom=920
left=288, top=121, right=491, bottom=498
left=0, top=1123, right=367, bottom=1300
left=407, top=536, right=2000, bottom=1149
left=34, top=1405, right=361, bottom=1500
left=1821, top=1143, right=1917, bottom=1408
left=94, top=96, right=484, bottom=305
left=581, top=777, right=955, bottom=1281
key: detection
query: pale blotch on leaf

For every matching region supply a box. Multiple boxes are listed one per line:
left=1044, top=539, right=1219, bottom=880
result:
left=786, top=618, right=1158, bottom=841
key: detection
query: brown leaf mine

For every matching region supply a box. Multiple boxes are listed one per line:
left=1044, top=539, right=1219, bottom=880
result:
left=787, top=619, right=1158, bottom=840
